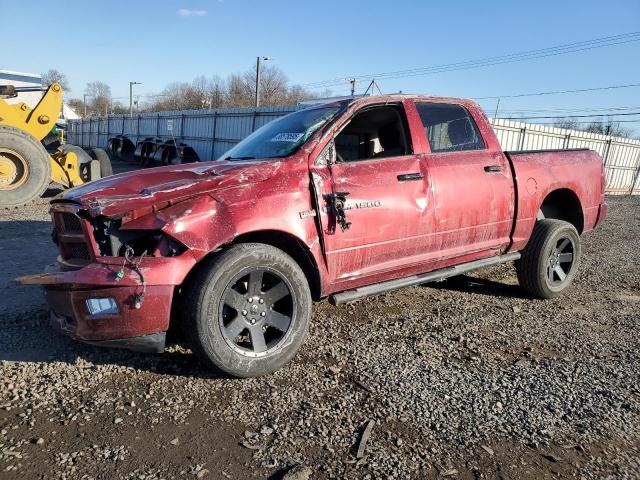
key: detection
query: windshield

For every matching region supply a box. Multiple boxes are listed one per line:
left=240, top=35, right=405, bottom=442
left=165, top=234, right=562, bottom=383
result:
left=219, top=105, right=341, bottom=161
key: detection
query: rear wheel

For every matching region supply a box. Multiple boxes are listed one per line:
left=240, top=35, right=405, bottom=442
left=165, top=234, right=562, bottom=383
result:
left=0, top=125, right=51, bottom=208
left=60, top=145, right=93, bottom=182
left=516, top=219, right=581, bottom=298
left=186, top=243, right=312, bottom=377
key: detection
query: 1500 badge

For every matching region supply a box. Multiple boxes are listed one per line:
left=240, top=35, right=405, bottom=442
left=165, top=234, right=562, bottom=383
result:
left=300, top=200, right=382, bottom=219
left=343, top=200, right=382, bottom=210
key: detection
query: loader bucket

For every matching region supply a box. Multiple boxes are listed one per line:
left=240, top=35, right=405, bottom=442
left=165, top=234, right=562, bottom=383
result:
left=134, top=137, right=161, bottom=166
left=116, top=136, right=135, bottom=162
left=175, top=144, right=199, bottom=164
left=107, top=136, right=123, bottom=157
left=150, top=141, right=175, bottom=166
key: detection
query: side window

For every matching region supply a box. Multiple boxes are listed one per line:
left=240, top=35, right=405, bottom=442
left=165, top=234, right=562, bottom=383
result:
left=416, top=103, right=485, bottom=153
left=334, top=105, right=412, bottom=162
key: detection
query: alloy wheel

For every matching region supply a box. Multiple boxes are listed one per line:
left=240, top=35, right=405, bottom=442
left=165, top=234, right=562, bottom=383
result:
left=218, top=268, right=294, bottom=357
left=547, top=236, right=575, bottom=286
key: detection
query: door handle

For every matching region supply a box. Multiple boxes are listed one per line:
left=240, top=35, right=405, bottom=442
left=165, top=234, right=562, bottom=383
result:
left=397, top=172, right=424, bottom=182
left=484, top=165, right=502, bottom=173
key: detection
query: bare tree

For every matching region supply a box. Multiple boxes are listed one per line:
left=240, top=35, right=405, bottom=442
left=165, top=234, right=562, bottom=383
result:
left=111, top=101, right=129, bottom=115
left=555, top=118, right=633, bottom=138
left=42, top=69, right=71, bottom=91
left=226, top=73, right=253, bottom=108
left=208, top=75, right=226, bottom=109
left=121, top=67, right=317, bottom=113
left=85, top=81, right=112, bottom=116
left=66, top=98, right=84, bottom=116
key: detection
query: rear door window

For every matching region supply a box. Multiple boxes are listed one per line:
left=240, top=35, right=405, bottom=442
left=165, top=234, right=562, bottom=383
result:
left=416, top=103, right=485, bottom=153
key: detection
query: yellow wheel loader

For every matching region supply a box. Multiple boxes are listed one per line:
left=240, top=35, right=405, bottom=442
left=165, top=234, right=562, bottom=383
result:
left=0, top=82, right=112, bottom=208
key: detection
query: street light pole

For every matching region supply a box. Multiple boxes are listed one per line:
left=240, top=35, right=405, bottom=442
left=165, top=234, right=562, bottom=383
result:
left=255, top=56, right=272, bottom=108
left=129, top=81, right=141, bottom=117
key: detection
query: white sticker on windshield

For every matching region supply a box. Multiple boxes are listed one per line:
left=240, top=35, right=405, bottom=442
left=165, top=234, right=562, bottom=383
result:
left=270, top=132, right=304, bottom=142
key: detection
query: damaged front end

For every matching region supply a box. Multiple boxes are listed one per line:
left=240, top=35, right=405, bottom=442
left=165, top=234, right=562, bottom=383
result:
left=17, top=200, right=201, bottom=353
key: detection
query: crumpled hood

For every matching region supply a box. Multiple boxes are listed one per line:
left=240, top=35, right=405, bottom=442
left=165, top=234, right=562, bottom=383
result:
left=54, top=159, right=282, bottom=217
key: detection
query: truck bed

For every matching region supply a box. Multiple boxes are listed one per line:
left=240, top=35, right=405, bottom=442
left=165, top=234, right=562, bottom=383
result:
left=505, top=148, right=605, bottom=252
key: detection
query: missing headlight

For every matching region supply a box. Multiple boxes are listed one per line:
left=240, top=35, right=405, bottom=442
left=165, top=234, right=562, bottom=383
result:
left=92, top=216, right=186, bottom=257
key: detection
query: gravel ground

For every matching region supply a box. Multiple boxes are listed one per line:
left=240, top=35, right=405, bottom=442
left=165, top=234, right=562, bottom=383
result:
left=1, top=194, right=639, bottom=479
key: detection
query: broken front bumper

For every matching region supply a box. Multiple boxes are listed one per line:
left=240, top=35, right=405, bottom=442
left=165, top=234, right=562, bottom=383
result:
left=17, top=256, right=195, bottom=354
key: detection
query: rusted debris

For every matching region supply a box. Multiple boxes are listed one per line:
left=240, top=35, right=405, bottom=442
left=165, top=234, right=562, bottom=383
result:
left=541, top=452, right=563, bottom=463
left=356, top=419, right=375, bottom=459
left=354, top=378, right=373, bottom=393
left=480, top=444, right=494, bottom=456
left=240, top=440, right=262, bottom=451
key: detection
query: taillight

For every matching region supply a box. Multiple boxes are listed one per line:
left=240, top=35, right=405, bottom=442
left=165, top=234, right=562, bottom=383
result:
left=601, top=162, right=606, bottom=194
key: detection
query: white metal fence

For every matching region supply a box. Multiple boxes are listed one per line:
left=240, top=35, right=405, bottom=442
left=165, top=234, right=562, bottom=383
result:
left=68, top=109, right=640, bottom=195
left=490, top=118, right=640, bottom=195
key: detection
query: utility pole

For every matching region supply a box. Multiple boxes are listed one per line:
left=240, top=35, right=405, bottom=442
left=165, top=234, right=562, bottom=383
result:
left=129, top=81, right=141, bottom=117
left=255, top=56, right=272, bottom=108
left=83, top=94, right=89, bottom=117
left=347, top=78, right=357, bottom=96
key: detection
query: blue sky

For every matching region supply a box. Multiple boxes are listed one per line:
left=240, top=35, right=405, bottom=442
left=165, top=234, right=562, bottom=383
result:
left=3, top=0, right=640, bottom=128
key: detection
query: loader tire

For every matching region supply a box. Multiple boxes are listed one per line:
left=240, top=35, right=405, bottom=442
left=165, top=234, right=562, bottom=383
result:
left=88, top=148, right=113, bottom=177
left=516, top=219, right=581, bottom=299
left=0, top=125, right=51, bottom=208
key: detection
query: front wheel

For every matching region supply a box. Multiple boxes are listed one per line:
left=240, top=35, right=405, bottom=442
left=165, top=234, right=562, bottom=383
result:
left=0, top=125, right=51, bottom=208
left=186, top=243, right=312, bottom=377
left=516, top=219, right=581, bottom=299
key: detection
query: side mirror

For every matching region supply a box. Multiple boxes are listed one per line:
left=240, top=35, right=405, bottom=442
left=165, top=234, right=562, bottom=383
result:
left=315, top=140, right=336, bottom=166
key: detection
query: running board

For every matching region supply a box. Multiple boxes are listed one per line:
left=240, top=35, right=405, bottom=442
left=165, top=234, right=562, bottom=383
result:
left=328, top=252, right=521, bottom=305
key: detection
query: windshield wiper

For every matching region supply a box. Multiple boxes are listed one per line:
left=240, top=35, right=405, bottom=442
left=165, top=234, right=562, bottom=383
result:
left=223, top=156, right=256, bottom=161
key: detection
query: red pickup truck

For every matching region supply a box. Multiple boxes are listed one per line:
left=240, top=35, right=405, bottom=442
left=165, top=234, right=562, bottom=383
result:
left=18, top=95, right=607, bottom=377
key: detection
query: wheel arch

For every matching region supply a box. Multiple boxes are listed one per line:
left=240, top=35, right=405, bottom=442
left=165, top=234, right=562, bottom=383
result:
left=228, top=230, right=322, bottom=300
left=537, top=188, right=584, bottom=234
left=178, top=229, right=323, bottom=301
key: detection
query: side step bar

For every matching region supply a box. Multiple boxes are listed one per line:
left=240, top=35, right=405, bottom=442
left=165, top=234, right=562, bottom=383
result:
left=328, top=252, right=521, bottom=305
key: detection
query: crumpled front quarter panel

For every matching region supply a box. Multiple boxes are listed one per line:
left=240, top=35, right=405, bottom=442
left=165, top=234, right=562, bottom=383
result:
left=121, top=155, right=322, bottom=269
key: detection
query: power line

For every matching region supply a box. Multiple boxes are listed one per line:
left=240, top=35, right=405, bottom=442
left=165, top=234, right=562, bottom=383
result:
left=509, top=119, right=640, bottom=125
left=496, top=112, right=640, bottom=120
left=480, top=105, right=640, bottom=115
left=473, top=82, right=640, bottom=100
left=301, top=31, right=640, bottom=88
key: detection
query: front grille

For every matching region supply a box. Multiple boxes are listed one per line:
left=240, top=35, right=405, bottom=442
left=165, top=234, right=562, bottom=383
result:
left=52, top=207, right=94, bottom=267
left=60, top=213, right=83, bottom=233
left=61, top=242, right=91, bottom=261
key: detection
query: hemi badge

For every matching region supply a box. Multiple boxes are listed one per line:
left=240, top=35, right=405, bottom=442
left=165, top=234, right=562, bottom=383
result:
left=299, top=209, right=317, bottom=219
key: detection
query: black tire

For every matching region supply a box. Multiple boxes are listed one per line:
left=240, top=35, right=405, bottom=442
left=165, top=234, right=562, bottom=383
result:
left=0, top=125, right=51, bottom=208
left=61, top=145, right=93, bottom=182
left=88, top=148, right=113, bottom=177
left=185, top=243, right=312, bottom=377
left=516, top=219, right=581, bottom=299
